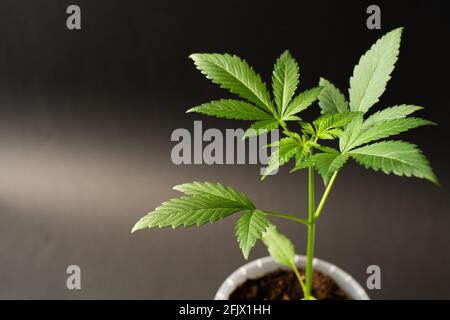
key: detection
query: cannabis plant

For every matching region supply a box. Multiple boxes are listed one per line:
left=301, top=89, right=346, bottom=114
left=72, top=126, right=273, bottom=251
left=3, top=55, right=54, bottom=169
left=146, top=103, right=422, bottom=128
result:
left=132, top=27, right=437, bottom=300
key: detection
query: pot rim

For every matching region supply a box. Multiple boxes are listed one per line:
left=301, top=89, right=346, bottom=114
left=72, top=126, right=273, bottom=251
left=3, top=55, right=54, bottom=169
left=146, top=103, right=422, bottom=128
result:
left=215, top=255, right=370, bottom=300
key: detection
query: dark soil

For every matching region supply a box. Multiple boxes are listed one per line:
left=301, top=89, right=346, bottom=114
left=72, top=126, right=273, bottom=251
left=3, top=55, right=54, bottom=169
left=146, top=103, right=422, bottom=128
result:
left=229, top=268, right=350, bottom=300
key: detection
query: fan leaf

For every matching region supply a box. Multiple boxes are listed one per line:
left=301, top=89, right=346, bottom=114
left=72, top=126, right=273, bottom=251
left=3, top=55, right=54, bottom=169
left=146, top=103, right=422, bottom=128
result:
left=243, top=119, right=280, bottom=139
left=350, top=141, right=438, bottom=184
left=262, top=224, right=296, bottom=268
left=346, top=117, right=434, bottom=151
left=262, top=136, right=301, bottom=178
left=349, top=28, right=403, bottom=113
left=190, top=53, right=274, bottom=113
left=313, top=111, right=362, bottom=140
left=362, top=105, right=423, bottom=129
left=272, top=51, right=299, bottom=116
left=318, top=78, right=349, bottom=114
left=235, top=210, right=269, bottom=259
left=339, top=114, right=364, bottom=152
left=283, top=87, right=322, bottom=118
left=187, top=99, right=273, bottom=121
left=132, top=182, right=255, bottom=231
left=308, top=152, right=349, bottom=185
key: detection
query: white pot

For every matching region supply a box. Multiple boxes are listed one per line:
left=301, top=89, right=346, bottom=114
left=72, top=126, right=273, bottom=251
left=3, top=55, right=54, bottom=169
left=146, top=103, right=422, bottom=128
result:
left=215, top=255, right=369, bottom=300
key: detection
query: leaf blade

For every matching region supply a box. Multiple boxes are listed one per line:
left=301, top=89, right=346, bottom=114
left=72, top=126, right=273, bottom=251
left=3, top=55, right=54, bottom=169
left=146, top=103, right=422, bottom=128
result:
left=235, top=210, right=270, bottom=259
left=362, top=105, right=423, bottom=129
left=349, top=141, right=438, bottom=184
left=308, top=152, right=349, bottom=185
left=349, top=28, right=403, bottom=113
left=347, top=117, right=434, bottom=150
left=132, top=182, right=255, bottom=232
left=262, top=136, right=301, bottom=178
left=318, top=78, right=349, bottom=114
left=339, top=115, right=364, bottom=152
left=283, top=87, right=322, bottom=118
left=262, top=224, right=296, bottom=268
left=313, top=111, right=362, bottom=140
left=190, top=53, right=274, bottom=113
left=187, top=99, right=273, bottom=121
left=272, top=51, right=299, bottom=115
left=243, top=119, right=280, bottom=139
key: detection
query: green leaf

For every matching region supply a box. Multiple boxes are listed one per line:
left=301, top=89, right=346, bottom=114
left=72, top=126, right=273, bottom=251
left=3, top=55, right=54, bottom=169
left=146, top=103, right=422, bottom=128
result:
left=346, top=117, right=434, bottom=151
left=291, top=137, right=316, bottom=171
left=363, top=105, right=423, bottom=129
left=283, top=115, right=302, bottom=121
left=187, top=99, right=273, bottom=121
left=318, top=78, right=349, bottom=114
left=262, top=224, right=296, bottom=269
left=235, top=210, right=270, bottom=259
left=173, top=181, right=255, bottom=208
left=314, top=145, right=340, bottom=154
left=290, top=158, right=310, bottom=173
left=349, top=28, right=403, bottom=113
left=300, top=122, right=315, bottom=137
left=309, top=152, right=349, bottom=185
left=349, top=141, right=438, bottom=184
left=243, top=119, right=280, bottom=139
left=272, top=51, right=299, bottom=115
left=283, top=87, right=322, bottom=118
left=339, top=115, right=364, bottom=152
left=313, top=111, right=362, bottom=140
left=262, top=137, right=301, bottom=178
left=190, top=53, right=274, bottom=113
left=132, top=182, right=255, bottom=232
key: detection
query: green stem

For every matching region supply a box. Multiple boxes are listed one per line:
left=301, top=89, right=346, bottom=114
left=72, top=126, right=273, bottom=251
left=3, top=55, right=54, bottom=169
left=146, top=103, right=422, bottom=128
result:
left=291, top=262, right=306, bottom=294
left=264, top=211, right=309, bottom=226
left=304, top=164, right=316, bottom=300
left=314, top=170, right=339, bottom=220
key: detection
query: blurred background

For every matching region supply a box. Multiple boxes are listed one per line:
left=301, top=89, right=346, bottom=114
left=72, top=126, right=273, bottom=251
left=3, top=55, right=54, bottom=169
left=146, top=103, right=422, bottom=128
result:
left=0, top=0, right=449, bottom=299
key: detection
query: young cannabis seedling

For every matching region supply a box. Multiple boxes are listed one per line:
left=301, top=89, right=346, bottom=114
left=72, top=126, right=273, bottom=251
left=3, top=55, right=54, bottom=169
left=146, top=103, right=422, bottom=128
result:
left=132, top=27, right=437, bottom=300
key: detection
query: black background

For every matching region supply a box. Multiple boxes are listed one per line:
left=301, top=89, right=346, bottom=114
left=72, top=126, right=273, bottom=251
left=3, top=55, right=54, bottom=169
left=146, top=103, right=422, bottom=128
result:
left=0, top=0, right=449, bottom=299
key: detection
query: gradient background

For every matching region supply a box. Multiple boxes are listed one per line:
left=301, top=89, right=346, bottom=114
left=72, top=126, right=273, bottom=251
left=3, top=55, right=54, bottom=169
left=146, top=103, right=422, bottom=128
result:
left=0, top=0, right=449, bottom=299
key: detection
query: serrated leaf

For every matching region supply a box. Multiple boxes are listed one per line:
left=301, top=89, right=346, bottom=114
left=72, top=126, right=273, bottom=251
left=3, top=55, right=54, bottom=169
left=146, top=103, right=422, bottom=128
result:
left=346, top=117, right=434, bottom=151
left=262, top=224, right=296, bottom=268
left=314, top=145, right=340, bottom=154
left=290, top=139, right=317, bottom=173
left=309, top=152, right=349, bottom=185
left=290, top=158, right=310, bottom=173
left=283, top=115, right=302, bottom=121
left=187, top=99, right=273, bottom=121
left=235, top=210, right=269, bottom=259
left=363, top=105, right=423, bottom=129
left=301, top=122, right=315, bottom=137
left=272, top=51, right=299, bottom=115
left=316, top=128, right=343, bottom=140
left=132, top=182, right=255, bottom=232
left=318, top=78, right=349, bottom=114
left=313, top=111, right=361, bottom=140
left=174, top=181, right=255, bottom=208
left=262, top=137, right=301, bottom=178
left=243, top=119, right=280, bottom=139
left=339, top=115, right=364, bottom=152
left=349, top=28, right=403, bottom=113
left=349, top=141, right=438, bottom=184
left=283, top=87, right=322, bottom=118
left=190, top=53, right=274, bottom=113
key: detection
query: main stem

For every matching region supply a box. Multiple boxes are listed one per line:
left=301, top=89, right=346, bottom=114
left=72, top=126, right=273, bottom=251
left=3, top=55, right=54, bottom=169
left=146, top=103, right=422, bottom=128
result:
left=305, top=164, right=316, bottom=300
